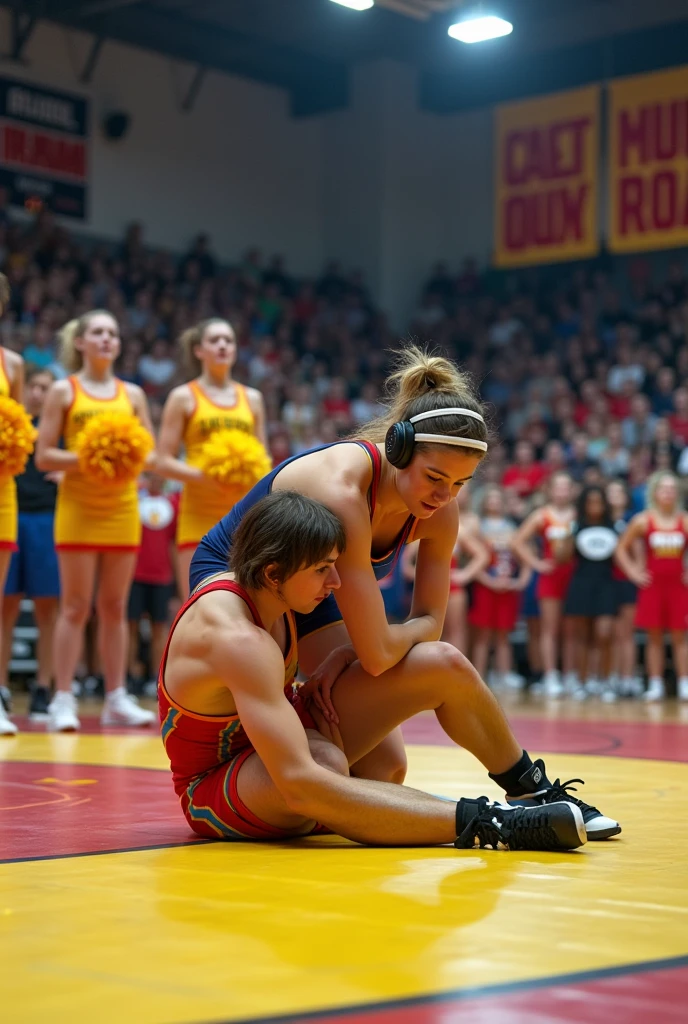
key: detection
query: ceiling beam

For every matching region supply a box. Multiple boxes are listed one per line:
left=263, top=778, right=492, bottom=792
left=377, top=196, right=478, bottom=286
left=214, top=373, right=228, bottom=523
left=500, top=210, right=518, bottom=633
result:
left=5, top=10, right=37, bottom=61
left=0, top=0, right=350, bottom=116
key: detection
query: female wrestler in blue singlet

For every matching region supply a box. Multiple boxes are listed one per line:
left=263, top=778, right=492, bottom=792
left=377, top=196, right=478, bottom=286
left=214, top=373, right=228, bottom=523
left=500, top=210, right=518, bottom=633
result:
left=190, top=347, right=489, bottom=783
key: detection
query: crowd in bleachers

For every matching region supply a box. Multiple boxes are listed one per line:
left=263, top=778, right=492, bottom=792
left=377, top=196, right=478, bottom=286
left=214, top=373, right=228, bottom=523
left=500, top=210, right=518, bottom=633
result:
left=0, top=193, right=390, bottom=463
left=2, top=189, right=688, bottom=708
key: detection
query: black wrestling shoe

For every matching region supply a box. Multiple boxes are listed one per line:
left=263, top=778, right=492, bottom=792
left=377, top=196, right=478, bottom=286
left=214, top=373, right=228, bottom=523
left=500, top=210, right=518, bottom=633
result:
left=29, top=684, right=51, bottom=721
left=506, top=759, right=622, bottom=841
left=455, top=797, right=586, bottom=851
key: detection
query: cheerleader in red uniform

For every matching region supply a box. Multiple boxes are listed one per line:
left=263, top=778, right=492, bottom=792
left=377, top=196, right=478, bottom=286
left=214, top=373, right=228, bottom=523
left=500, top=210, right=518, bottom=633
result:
left=511, top=472, right=576, bottom=696
left=401, top=494, right=489, bottom=654
left=606, top=479, right=641, bottom=697
left=470, top=487, right=531, bottom=688
left=615, top=471, right=688, bottom=701
left=441, top=487, right=489, bottom=652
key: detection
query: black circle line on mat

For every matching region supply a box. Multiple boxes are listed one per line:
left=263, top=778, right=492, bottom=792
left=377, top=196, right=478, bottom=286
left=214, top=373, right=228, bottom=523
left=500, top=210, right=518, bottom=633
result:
left=202, top=954, right=688, bottom=1024
left=0, top=838, right=213, bottom=866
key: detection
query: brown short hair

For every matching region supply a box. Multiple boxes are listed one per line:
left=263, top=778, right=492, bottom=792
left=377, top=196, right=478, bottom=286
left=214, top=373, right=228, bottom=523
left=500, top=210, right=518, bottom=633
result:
left=230, top=491, right=346, bottom=591
left=25, top=364, right=55, bottom=384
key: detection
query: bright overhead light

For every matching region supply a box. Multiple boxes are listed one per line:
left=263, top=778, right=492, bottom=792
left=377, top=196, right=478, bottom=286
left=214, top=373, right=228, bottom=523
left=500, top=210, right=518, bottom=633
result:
left=328, top=0, right=375, bottom=10
left=448, top=14, right=513, bottom=44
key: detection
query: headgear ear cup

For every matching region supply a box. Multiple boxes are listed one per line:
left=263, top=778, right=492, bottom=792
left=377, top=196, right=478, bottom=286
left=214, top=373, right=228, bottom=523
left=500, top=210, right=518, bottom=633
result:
left=385, top=421, right=416, bottom=468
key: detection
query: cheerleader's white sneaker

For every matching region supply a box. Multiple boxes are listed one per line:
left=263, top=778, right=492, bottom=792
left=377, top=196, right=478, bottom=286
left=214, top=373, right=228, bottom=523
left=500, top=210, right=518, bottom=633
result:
left=542, top=670, right=564, bottom=697
left=48, top=691, right=81, bottom=732
left=0, top=699, right=18, bottom=736
left=643, top=678, right=666, bottom=702
left=101, top=687, right=155, bottom=727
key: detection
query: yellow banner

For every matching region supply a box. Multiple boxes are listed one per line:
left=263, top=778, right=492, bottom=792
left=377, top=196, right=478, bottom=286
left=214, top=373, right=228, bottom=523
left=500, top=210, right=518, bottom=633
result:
left=609, top=67, right=688, bottom=253
left=494, top=86, right=599, bottom=267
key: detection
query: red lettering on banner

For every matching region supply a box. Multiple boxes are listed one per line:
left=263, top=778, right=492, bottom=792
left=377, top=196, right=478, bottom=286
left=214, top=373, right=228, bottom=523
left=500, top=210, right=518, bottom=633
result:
left=619, top=107, right=649, bottom=167
left=619, top=100, right=688, bottom=167
left=2, top=125, right=86, bottom=180
left=504, top=117, right=591, bottom=186
left=654, top=170, right=676, bottom=228
left=619, top=176, right=644, bottom=234
left=504, top=184, right=588, bottom=251
left=618, top=169, right=688, bottom=235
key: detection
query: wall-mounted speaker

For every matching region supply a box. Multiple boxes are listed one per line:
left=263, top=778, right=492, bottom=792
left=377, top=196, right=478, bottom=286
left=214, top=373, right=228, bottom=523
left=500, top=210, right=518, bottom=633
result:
left=102, top=111, right=130, bottom=141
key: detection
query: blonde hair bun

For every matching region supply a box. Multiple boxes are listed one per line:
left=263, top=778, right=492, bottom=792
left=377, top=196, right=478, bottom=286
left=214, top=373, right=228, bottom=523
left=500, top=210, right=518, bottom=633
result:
left=353, top=343, right=488, bottom=456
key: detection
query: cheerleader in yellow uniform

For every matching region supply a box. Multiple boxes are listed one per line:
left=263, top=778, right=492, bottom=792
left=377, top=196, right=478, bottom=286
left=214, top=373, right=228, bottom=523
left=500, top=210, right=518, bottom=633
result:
left=36, top=310, right=156, bottom=732
left=156, top=318, right=266, bottom=597
left=0, top=273, right=25, bottom=736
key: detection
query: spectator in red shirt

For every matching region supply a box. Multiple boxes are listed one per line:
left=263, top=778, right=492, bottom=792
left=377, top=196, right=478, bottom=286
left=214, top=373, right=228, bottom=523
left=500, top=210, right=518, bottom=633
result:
left=321, top=376, right=352, bottom=430
left=608, top=377, right=639, bottom=421
left=669, top=386, right=688, bottom=446
left=502, top=440, right=548, bottom=497
left=574, top=380, right=600, bottom=427
left=128, top=474, right=179, bottom=692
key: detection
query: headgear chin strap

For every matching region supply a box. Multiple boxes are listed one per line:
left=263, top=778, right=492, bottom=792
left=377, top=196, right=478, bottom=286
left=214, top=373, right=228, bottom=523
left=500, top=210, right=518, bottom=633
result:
left=385, top=406, right=488, bottom=469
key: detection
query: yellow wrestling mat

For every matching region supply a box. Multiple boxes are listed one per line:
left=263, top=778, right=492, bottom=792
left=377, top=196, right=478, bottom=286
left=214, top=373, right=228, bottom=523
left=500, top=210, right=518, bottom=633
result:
left=1, top=726, right=688, bottom=1024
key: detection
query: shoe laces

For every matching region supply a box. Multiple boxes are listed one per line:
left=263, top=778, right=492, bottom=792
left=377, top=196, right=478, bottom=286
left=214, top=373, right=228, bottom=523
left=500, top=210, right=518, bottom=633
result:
left=457, top=805, right=563, bottom=851
left=538, top=778, right=601, bottom=818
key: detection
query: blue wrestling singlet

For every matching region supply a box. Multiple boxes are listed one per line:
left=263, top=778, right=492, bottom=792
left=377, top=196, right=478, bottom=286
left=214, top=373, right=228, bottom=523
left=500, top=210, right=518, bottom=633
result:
left=190, top=440, right=417, bottom=639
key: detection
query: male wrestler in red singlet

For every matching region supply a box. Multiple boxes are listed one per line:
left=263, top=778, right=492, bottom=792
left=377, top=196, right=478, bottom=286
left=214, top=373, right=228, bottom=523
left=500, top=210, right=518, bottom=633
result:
left=159, top=490, right=588, bottom=851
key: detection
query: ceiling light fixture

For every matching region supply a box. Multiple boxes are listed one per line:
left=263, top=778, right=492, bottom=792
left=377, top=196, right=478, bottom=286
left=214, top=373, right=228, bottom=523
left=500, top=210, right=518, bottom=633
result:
left=448, top=13, right=513, bottom=44
left=328, top=0, right=375, bottom=10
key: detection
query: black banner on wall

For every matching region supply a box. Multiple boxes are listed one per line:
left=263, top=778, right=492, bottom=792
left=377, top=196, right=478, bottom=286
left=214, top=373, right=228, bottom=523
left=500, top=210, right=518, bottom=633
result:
left=0, top=76, right=89, bottom=220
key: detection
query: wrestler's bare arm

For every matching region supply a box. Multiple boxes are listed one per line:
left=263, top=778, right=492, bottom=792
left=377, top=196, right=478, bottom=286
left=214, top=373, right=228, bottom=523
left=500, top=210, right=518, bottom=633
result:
left=322, top=491, right=439, bottom=675
left=209, top=629, right=457, bottom=845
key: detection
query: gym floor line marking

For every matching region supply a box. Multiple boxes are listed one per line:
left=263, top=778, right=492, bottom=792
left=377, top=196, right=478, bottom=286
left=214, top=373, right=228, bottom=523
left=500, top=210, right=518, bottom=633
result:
left=209, top=953, right=688, bottom=1024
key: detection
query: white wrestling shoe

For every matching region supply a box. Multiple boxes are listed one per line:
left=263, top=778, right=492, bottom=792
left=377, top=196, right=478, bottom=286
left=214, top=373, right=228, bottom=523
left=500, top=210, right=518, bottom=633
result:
left=48, top=691, right=81, bottom=732
left=101, top=687, right=155, bottom=727
left=0, top=698, right=18, bottom=735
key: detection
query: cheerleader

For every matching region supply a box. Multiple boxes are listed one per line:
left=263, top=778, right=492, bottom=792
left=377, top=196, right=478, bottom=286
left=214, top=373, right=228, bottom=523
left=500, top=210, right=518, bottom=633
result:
left=615, top=471, right=688, bottom=702
left=442, top=487, right=490, bottom=652
left=36, top=310, right=156, bottom=731
left=561, top=486, right=620, bottom=700
left=0, top=273, right=25, bottom=736
left=470, top=486, right=531, bottom=689
left=606, top=479, right=641, bottom=697
left=404, top=508, right=489, bottom=654
left=511, top=472, right=577, bottom=696
left=156, top=319, right=266, bottom=597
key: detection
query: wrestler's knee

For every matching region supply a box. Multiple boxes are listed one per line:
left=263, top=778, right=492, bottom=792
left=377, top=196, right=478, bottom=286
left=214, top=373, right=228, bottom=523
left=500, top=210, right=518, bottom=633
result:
left=371, top=746, right=407, bottom=785
left=351, top=737, right=408, bottom=784
left=309, top=737, right=350, bottom=777
left=417, top=640, right=483, bottom=692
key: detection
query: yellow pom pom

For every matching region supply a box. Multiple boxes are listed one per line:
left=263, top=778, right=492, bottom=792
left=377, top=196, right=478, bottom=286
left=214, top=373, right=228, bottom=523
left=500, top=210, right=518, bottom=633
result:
left=0, top=396, right=38, bottom=478
left=76, top=412, right=153, bottom=485
left=198, top=429, right=271, bottom=491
